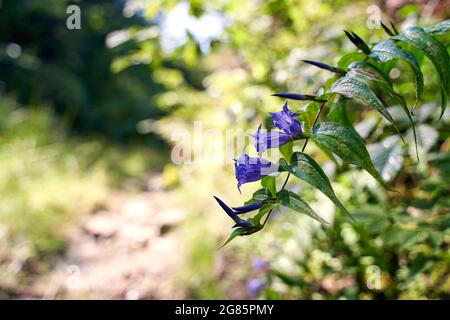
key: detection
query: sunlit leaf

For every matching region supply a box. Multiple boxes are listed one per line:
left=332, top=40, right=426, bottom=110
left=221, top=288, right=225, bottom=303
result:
left=279, top=141, right=293, bottom=162
left=337, top=52, right=366, bottom=69
left=261, top=176, right=277, bottom=197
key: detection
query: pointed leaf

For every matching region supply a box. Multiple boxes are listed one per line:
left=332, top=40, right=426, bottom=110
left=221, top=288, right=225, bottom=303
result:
left=281, top=152, right=351, bottom=216
left=393, top=27, right=450, bottom=117
left=311, top=122, right=389, bottom=189
left=346, top=66, right=418, bottom=159
left=261, top=176, right=277, bottom=197
left=425, top=19, right=450, bottom=36
left=370, top=40, right=424, bottom=102
left=219, top=228, right=245, bottom=248
left=330, top=76, right=402, bottom=137
left=251, top=202, right=276, bottom=225
left=337, top=52, right=366, bottom=69
left=277, top=190, right=327, bottom=223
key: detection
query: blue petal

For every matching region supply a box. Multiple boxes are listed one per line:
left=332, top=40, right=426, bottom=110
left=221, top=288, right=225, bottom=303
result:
left=234, top=154, right=277, bottom=191
left=269, top=104, right=303, bottom=137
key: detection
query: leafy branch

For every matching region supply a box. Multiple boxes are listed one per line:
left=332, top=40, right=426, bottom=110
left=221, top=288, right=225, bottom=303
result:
left=215, top=20, right=450, bottom=247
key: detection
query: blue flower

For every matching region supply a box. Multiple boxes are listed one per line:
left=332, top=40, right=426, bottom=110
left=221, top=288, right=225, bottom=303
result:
left=234, top=154, right=278, bottom=191
left=247, top=278, right=265, bottom=296
left=270, top=102, right=302, bottom=136
left=253, top=103, right=303, bottom=154
left=252, top=259, right=269, bottom=272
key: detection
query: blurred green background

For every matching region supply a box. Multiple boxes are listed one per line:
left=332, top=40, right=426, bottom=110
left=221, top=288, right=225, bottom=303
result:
left=0, top=0, right=448, bottom=299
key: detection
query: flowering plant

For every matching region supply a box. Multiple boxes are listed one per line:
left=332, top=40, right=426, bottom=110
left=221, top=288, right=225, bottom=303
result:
left=215, top=20, right=450, bottom=246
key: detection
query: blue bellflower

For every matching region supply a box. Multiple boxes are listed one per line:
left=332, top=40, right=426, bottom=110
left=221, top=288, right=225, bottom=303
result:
left=234, top=154, right=278, bottom=191
left=253, top=103, right=303, bottom=154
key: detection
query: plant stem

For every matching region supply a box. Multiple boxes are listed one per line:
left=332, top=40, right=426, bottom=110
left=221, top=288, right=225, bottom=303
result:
left=262, top=101, right=326, bottom=227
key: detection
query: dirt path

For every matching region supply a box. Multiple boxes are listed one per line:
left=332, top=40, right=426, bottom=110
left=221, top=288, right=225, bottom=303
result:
left=30, top=177, right=186, bottom=299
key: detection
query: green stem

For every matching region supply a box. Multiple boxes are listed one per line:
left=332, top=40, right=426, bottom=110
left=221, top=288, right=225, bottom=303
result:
left=262, top=101, right=326, bottom=227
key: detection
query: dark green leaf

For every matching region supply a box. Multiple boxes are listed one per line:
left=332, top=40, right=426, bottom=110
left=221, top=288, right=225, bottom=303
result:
left=277, top=190, right=327, bottom=223
left=346, top=66, right=417, bottom=158
left=330, top=76, right=402, bottom=138
left=282, top=152, right=351, bottom=216
left=393, top=27, right=450, bottom=117
left=370, top=40, right=424, bottom=102
left=311, top=122, right=390, bottom=189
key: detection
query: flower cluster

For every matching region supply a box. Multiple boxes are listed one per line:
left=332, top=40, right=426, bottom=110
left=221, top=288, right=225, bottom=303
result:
left=214, top=102, right=305, bottom=224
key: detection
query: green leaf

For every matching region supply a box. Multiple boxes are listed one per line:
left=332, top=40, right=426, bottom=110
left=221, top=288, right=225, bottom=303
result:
left=393, top=26, right=450, bottom=118
left=251, top=202, right=276, bottom=225
left=252, top=188, right=273, bottom=201
left=219, top=227, right=245, bottom=248
left=279, top=141, right=293, bottom=162
left=261, top=176, right=277, bottom=198
left=346, top=66, right=417, bottom=158
left=327, top=97, right=354, bottom=129
left=297, top=102, right=319, bottom=133
left=311, top=122, right=390, bottom=189
left=330, top=76, right=402, bottom=138
left=282, top=152, right=351, bottom=216
left=367, top=135, right=404, bottom=182
left=277, top=190, right=327, bottom=223
left=425, top=19, right=450, bottom=36
left=337, top=52, right=366, bottom=69
left=370, top=40, right=424, bottom=102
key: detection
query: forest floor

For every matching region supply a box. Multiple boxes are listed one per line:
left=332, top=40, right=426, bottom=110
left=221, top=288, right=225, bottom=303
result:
left=28, top=175, right=186, bottom=299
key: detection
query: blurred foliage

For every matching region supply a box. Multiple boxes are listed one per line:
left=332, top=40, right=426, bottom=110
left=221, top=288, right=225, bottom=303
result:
left=0, top=0, right=167, bottom=145
left=0, top=97, right=108, bottom=297
left=0, top=95, right=168, bottom=297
